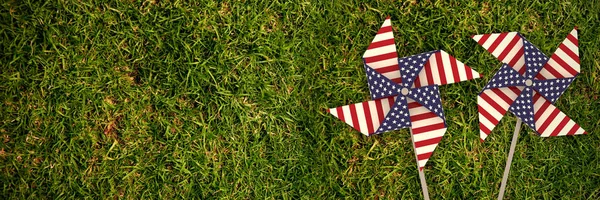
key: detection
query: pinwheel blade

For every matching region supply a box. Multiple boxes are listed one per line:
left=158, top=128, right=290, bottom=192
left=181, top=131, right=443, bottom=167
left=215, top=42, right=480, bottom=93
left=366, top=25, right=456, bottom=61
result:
left=412, top=50, right=481, bottom=88
left=363, top=17, right=401, bottom=86
left=328, top=96, right=397, bottom=136
left=472, top=32, right=526, bottom=74
left=535, top=28, right=579, bottom=80
left=532, top=91, right=587, bottom=136
left=408, top=99, right=447, bottom=170
left=365, top=65, right=401, bottom=100
left=478, top=86, right=524, bottom=141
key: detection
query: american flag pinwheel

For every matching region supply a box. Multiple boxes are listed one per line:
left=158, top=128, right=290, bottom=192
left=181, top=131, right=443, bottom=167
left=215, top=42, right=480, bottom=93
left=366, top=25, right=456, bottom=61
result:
left=327, top=17, right=481, bottom=171
left=473, top=28, right=587, bottom=141
left=472, top=28, right=589, bottom=199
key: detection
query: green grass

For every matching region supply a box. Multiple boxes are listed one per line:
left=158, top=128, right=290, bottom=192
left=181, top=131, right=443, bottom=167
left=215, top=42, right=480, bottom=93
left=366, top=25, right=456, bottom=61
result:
left=1, top=0, right=599, bottom=199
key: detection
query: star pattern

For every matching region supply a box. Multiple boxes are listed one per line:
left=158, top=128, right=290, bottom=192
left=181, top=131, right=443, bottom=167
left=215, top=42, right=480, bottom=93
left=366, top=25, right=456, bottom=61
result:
left=398, top=51, right=436, bottom=87
left=366, top=66, right=400, bottom=100
left=532, top=77, right=575, bottom=103
left=509, top=87, right=536, bottom=129
left=407, top=85, right=446, bottom=124
left=483, top=64, right=527, bottom=90
left=523, top=38, right=548, bottom=78
left=376, top=96, right=411, bottom=133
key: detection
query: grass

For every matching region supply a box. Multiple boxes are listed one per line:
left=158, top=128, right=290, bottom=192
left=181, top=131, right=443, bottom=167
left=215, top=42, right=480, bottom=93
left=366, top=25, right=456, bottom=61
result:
left=1, top=0, right=599, bottom=199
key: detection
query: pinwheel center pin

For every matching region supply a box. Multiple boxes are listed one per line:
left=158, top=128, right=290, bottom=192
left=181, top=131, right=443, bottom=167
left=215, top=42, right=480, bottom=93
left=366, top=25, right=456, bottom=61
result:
left=400, top=87, right=410, bottom=96
left=525, top=79, right=533, bottom=86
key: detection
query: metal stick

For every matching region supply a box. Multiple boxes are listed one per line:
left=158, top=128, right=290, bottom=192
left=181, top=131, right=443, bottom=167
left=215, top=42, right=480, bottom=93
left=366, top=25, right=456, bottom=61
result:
left=498, top=119, right=522, bottom=200
left=410, top=129, right=430, bottom=200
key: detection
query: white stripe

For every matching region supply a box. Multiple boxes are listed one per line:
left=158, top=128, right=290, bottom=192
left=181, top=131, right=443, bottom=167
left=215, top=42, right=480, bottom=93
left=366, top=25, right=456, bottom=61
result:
left=440, top=51, right=455, bottom=83
left=554, top=48, right=579, bottom=74
left=491, top=32, right=517, bottom=57
left=429, top=54, right=441, bottom=84
left=413, top=128, right=445, bottom=142
left=369, top=101, right=382, bottom=131
left=482, top=33, right=499, bottom=49
left=411, top=116, right=443, bottom=130
left=363, top=44, right=396, bottom=58
left=534, top=102, right=555, bottom=132
left=342, top=105, right=353, bottom=127
left=563, top=39, right=578, bottom=56
left=545, top=59, right=570, bottom=78
left=380, top=98, right=392, bottom=119
left=479, top=91, right=510, bottom=113
left=537, top=68, right=554, bottom=79
left=329, top=108, right=338, bottom=118
left=418, top=159, right=429, bottom=168
left=480, top=130, right=488, bottom=140
left=382, top=71, right=401, bottom=80
left=354, top=103, right=369, bottom=135
left=472, top=35, right=483, bottom=41
left=415, top=143, right=437, bottom=155
left=512, top=56, right=525, bottom=73
left=540, top=111, right=566, bottom=137
left=479, top=112, right=497, bottom=134
left=502, top=37, right=523, bottom=64
left=372, top=31, right=393, bottom=43
left=456, top=60, right=468, bottom=81
left=418, top=68, right=429, bottom=86
left=366, top=57, right=397, bottom=69
left=557, top=120, right=576, bottom=136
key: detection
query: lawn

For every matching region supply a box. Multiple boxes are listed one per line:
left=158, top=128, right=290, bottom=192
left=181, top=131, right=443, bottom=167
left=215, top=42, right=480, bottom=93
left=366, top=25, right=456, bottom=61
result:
left=1, top=0, right=599, bottom=199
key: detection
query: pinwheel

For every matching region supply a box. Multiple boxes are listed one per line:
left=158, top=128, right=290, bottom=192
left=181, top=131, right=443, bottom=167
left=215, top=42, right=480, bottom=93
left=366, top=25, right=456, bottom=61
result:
left=472, top=28, right=587, bottom=199
left=327, top=17, right=481, bottom=199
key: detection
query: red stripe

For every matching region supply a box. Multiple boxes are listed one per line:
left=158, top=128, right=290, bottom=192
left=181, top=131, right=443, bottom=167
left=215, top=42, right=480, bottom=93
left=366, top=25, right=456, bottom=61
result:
left=410, top=112, right=438, bottom=122
left=479, top=92, right=505, bottom=114
left=362, top=102, right=374, bottom=134
left=417, top=152, right=433, bottom=160
left=480, top=122, right=491, bottom=135
left=424, top=61, right=434, bottom=85
left=508, top=87, right=522, bottom=96
left=368, top=38, right=395, bottom=50
left=566, top=33, right=578, bottom=46
left=550, top=116, right=570, bottom=136
left=414, top=76, right=422, bottom=88
left=415, top=136, right=443, bottom=148
left=465, top=64, right=474, bottom=80
left=375, top=99, right=385, bottom=124
left=507, top=48, right=525, bottom=74
left=477, top=34, right=491, bottom=46
left=558, top=43, right=580, bottom=64
left=486, top=33, right=508, bottom=54
left=537, top=108, right=560, bottom=134
left=535, top=70, right=548, bottom=80
left=534, top=98, right=551, bottom=120
left=497, top=35, right=521, bottom=61
left=374, top=65, right=400, bottom=73
left=450, top=55, right=460, bottom=82
left=549, top=54, right=578, bottom=76
left=566, top=123, right=581, bottom=135
left=541, top=62, right=566, bottom=78
left=490, top=88, right=514, bottom=105
left=435, top=52, right=447, bottom=84
left=408, top=102, right=421, bottom=109
left=364, top=52, right=397, bottom=63
left=478, top=105, right=500, bottom=124
left=336, top=107, right=345, bottom=122
left=377, top=26, right=393, bottom=34
left=412, top=123, right=445, bottom=134
left=388, top=97, right=395, bottom=110
left=348, top=104, right=361, bottom=132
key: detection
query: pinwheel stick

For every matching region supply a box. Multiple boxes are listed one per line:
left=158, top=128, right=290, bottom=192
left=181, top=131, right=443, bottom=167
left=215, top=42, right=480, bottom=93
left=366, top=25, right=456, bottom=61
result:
left=498, top=119, right=522, bottom=200
left=410, top=129, right=430, bottom=200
